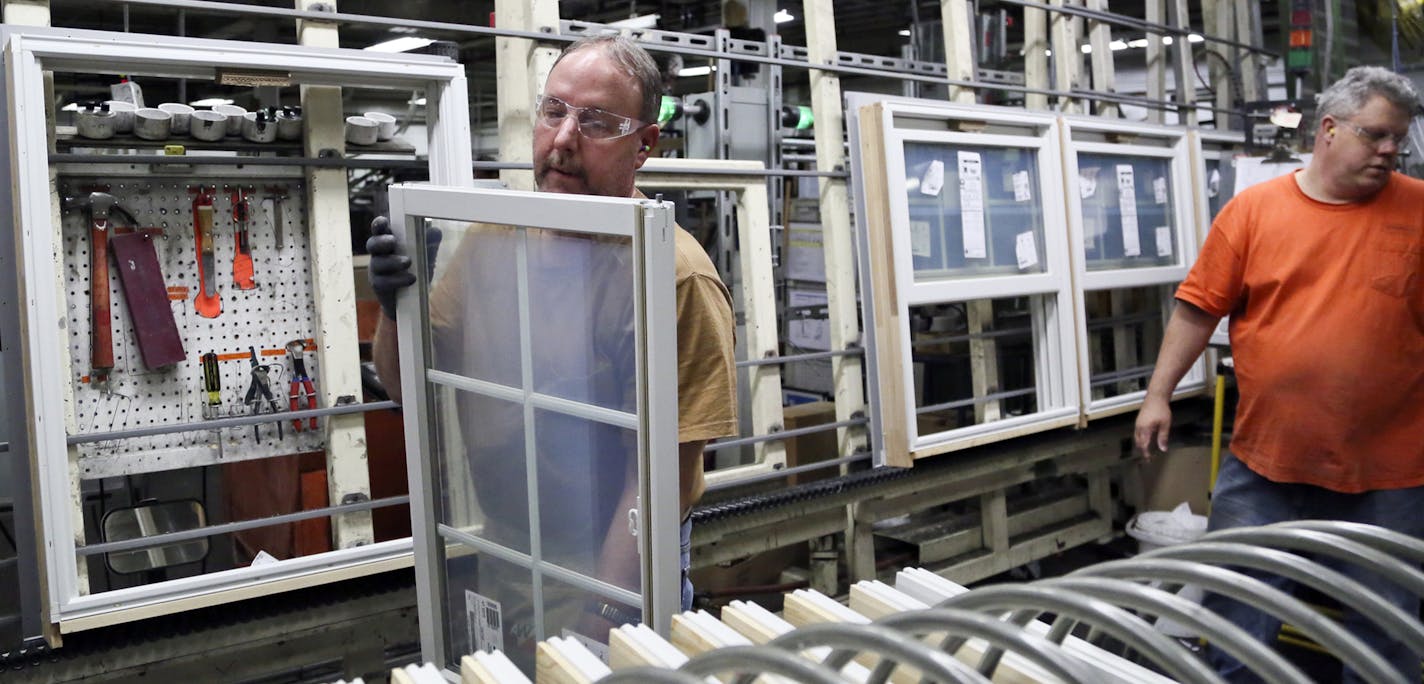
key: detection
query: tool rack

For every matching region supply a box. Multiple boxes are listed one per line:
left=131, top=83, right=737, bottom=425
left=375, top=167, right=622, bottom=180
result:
left=0, top=25, right=473, bottom=639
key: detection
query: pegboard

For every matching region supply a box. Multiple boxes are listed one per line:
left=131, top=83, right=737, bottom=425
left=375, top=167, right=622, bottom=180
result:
left=58, top=171, right=328, bottom=479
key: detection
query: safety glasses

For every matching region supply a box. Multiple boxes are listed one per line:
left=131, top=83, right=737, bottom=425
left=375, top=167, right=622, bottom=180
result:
left=535, top=94, right=648, bottom=140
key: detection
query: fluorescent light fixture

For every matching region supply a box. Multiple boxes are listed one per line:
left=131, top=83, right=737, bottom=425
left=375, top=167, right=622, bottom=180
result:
left=365, top=36, right=435, bottom=53
left=1110, top=40, right=1128, bottom=51
left=1162, top=36, right=1174, bottom=45
left=411, top=97, right=427, bottom=106
left=678, top=65, right=713, bottom=77
left=899, top=29, right=911, bottom=37
left=774, top=9, right=793, bottom=23
left=1189, top=33, right=1204, bottom=43
left=62, top=102, right=80, bottom=111
left=608, top=13, right=659, bottom=29
left=1080, top=44, right=1092, bottom=54
left=1128, top=38, right=1149, bottom=48
left=189, top=97, right=234, bottom=107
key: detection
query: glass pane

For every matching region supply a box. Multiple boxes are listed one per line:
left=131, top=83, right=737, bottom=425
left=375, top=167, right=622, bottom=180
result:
left=1084, top=286, right=1170, bottom=400
left=1077, top=153, right=1177, bottom=270
left=902, top=142, right=1047, bottom=280
left=1205, top=157, right=1237, bottom=222
left=910, top=297, right=1039, bottom=436
left=534, top=409, right=638, bottom=585
left=441, top=547, right=538, bottom=673
left=542, top=573, right=641, bottom=654
left=417, top=214, right=645, bottom=677
left=429, top=221, right=636, bottom=412
left=430, top=387, right=530, bottom=554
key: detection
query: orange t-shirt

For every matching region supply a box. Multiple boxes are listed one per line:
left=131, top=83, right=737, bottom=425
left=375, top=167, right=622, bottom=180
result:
left=1176, top=171, right=1424, bottom=493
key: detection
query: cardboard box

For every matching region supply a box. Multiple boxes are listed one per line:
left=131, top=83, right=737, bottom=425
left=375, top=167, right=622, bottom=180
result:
left=1125, top=444, right=1213, bottom=515
left=783, top=401, right=839, bottom=485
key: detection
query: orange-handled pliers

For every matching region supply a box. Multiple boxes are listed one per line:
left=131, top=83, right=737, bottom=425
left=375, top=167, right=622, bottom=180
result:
left=286, top=340, right=318, bottom=431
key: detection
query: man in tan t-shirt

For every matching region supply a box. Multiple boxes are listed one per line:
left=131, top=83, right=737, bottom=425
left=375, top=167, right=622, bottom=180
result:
left=368, top=34, right=737, bottom=654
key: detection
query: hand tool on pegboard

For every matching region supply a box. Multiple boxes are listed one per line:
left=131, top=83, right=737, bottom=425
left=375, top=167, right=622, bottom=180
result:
left=229, top=186, right=256, bottom=290
left=80, top=191, right=117, bottom=391
left=201, top=351, right=222, bottom=420
left=243, top=346, right=283, bottom=442
left=285, top=339, right=318, bottom=432
left=108, top=206, right=186, bottom=370
left=264, top=185, right=289, bottom=249
left=190, top=186, right=222, bottom=318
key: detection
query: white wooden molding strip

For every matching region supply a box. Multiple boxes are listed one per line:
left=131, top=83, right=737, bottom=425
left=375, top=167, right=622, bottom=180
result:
left=609, top=623, right=690, bottom=670
left=721, top=601, right=870, bottom=683
left=461, top=650, right=532, bottom=684
left=536, top=636, right=612, bottom=684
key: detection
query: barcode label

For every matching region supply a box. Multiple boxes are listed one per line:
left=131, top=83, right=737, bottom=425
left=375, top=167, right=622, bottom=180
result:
left=465, top=590, right=504, bottom=654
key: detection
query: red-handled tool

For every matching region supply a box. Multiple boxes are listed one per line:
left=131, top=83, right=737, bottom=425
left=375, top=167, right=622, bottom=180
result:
left=191, top=187, right=222, bottom=318
left=230, top=186, right=256, bottom=290
left=85, top=192, right=117, bottom=390
left=286, top=340, right=317, bottom=432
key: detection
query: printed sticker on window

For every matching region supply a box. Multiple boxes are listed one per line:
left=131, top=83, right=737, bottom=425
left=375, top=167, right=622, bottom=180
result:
left=911, top=220, right=932, bottom=258
left=1156, top=226, right=1173, bottom=257
left=466, top=590, right=504, bottom=654
left=1012, top=170, right=1032, bottom=202
left=920, top=159, right=945, bottom=196
left=1015, top=231, right=1039, bottom=270
left=1153, top=176, right=1168, bottom=204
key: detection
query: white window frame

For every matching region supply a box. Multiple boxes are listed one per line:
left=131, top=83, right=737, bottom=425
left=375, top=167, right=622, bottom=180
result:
left=857, top=100, right=1080, bottom=464
left=390, top=185, right=680, bottom=670
left=4, top=26, right=472, bottom=631
left=1061, top=116, right=1206, bottom=419
left=635, top=159, right=786, bottom=487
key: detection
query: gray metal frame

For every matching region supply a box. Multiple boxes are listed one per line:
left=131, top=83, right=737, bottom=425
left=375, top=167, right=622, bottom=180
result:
left=390, top=185, right=679, bottom=671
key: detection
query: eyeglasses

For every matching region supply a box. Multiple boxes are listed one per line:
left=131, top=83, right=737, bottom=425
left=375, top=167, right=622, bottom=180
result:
left=535, top=94, right=647, bottom=140
left=1339, top=121, right=1410, bottom=151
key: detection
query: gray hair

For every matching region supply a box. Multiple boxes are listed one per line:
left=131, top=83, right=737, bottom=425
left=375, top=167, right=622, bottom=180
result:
left=1316, top=66, right=1420, bottom=121
left=554, top=34, right=663, bottom=125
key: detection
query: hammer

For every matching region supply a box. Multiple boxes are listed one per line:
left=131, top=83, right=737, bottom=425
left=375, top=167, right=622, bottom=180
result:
left=71, top=192, right=118, bottom=391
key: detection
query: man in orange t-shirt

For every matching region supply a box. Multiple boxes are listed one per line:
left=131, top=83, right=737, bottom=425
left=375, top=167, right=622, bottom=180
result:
left=1135, top=66, right=1422, bottom=683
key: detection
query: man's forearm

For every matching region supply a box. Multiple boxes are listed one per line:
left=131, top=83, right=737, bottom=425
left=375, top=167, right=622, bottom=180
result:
left=1144, top=300, right=1220, bottom=401
left=372, top=315, right=403, bottom=404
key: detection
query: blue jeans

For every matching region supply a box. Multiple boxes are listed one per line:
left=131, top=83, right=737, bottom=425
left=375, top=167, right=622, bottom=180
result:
left=680, top=518, right=694, bottom=611
left=1204, top=454, right=1424, bottom=683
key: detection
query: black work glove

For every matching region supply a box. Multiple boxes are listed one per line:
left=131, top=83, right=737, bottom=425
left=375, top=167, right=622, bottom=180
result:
left=367, top=217, right=443, bottom=320
left=367, top=216, right=413, bottom=321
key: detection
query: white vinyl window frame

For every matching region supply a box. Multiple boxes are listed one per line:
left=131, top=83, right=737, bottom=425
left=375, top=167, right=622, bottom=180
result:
left=635, top=159, right=786, bottom=487
left=1191, top=128, right=1246, bottom=236
left=1061, top=116, right=1206, bottom=418
left=859, top=100, right=1080, bottom=464
left=4, top=26, right=472, bottom=630
left=390, top=185, right=679, bottom=671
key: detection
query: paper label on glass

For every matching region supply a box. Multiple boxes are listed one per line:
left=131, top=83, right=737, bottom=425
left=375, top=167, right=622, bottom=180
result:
left=788, top=289, right=830, bottom=351
left=562, top=629, right=611, bottom=664
left=1156, top=226, right=1173, bottom=257
left=1153, top=177, right=1168, bottom=204
left=1012, top=170, right=1032, bottom=202
left=910, top=220, right=932, bottom=258
left=466, top=590, right=504, bottom=654
left=1208, top=168, right=1221, bottom=197
left=1079, top=167, right=1099, bottom=199
left=1116, top=164, right=1141, bottom=257
left=920, top=159, right=945, bottom=196
left=957, top=151, right=986, bottom=258
left=1015, top=231, right=1039, bottom=270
